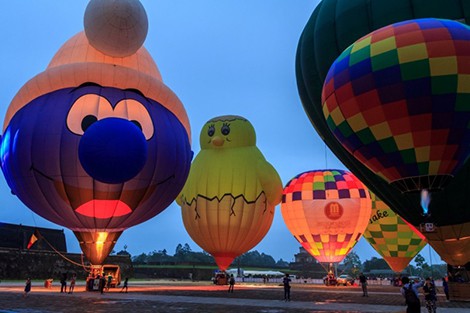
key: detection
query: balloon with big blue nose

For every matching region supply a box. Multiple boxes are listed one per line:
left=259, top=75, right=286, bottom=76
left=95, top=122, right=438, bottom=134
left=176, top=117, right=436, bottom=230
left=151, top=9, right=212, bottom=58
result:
left=0, top=0, right=192, bottom=265
left=79, top=117, right=148, bottom=184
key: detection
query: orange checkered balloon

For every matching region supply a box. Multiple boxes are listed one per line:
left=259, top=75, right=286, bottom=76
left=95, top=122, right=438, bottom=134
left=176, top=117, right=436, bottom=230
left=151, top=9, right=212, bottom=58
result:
left=281, top=170, right=372, bottom=263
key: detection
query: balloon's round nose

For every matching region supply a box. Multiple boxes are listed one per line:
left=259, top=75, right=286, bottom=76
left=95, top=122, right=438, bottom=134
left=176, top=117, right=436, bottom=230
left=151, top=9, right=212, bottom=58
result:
left=79, top=117, right=148, bottom=184
left=211, top=136, right=224, bottom=147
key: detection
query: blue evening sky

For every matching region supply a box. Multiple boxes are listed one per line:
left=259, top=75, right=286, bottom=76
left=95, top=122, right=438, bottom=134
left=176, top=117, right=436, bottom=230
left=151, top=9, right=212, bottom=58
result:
left=0, top=1, right=441, bottom=266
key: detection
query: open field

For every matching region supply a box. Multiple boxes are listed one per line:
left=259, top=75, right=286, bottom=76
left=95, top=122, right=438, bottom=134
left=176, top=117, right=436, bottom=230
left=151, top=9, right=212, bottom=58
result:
left=1, top=279, right=469, bottom=313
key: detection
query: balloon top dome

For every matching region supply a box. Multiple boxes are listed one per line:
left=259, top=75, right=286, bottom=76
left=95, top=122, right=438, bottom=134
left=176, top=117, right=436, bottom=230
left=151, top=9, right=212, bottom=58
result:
left=84, top=0, right=149, bottom=57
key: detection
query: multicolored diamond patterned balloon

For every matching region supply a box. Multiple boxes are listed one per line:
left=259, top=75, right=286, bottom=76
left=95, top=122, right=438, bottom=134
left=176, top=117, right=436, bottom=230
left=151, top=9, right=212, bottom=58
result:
left=322, top=18, right=470, bottom=193
left=363, top=192, right=427, bottom=272
left=281, top=170, right=371, bottom=263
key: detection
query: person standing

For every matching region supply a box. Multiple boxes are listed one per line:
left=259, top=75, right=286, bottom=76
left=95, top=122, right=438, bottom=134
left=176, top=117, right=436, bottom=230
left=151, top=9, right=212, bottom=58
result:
left=98, top=275, right=106, bottom=294
left=442, top=276, right=449, bottom=301
left=401, top=276, right=424, bottom=313
left=283, top=273, right=291, bottom=302
left=23, top=277, right=31, bottom=298
left=68, top=273, right=76, bottom=294
left=120, top=277, right=129, bottom=293
left=423, top=277, right=437, bottom=313
left=228, top=274, right=235, bottom=293
left=359, top=273, right=368, bottom=297
left=60, top=273, right=67, bottom=293
left=106, top=274, right=112, bottom=291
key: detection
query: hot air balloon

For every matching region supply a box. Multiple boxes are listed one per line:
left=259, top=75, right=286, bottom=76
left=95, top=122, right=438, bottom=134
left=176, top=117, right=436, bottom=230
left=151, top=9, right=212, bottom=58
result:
left=176, top=115, right=283, bottom=271
left=322, top=18, right=470, bottom=193
left=0, top=0, right=192, bottom=265
left=296, top=0, right=470, bottom=267
left=363, top=193, right=427, bottom=272
left=281, top=170, right=371, bottom=264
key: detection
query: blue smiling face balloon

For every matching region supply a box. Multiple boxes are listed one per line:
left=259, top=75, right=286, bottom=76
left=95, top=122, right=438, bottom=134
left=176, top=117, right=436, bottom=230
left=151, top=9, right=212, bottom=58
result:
left=1, top=84, right=192, bottom=231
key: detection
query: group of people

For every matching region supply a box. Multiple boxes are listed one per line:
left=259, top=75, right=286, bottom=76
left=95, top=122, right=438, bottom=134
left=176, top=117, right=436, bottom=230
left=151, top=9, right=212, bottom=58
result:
left=401, top=276, right=447, bottom=313
left=23, top=274, right=129, bottom=295
left=60, top=272, right=77, bottom=294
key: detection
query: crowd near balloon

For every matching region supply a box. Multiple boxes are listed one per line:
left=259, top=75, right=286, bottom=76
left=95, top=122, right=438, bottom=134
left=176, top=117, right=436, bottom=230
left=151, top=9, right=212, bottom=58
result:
left=0, top=0, right=469, bottom=282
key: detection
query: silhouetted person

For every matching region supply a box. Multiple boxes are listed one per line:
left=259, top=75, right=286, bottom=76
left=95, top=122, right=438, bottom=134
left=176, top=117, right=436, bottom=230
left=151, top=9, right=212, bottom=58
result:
left=359, top=273, right=368, bottom=297
left=442, top=277, right=449, bottom=301
left=283, top=273, right=291, bottom=302
left=98, top=275, right=106, bottom=294
left=401, top=276, right=424, bottom=313
left=120, top=277, right=129, bottom=293
left=23, top=277, right=31, bottom=298
left=423, top=277, right=437, bottom=313
left=228, top=274, right=235, bottom=293
left=68, top=273, right=76, bottom=294
left=60, top=273, right=67, bottom=293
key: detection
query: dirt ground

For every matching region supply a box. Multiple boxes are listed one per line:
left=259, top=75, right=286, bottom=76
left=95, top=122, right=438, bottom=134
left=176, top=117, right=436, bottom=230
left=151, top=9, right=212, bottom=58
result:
left=0, top=280, right=469, bottom=313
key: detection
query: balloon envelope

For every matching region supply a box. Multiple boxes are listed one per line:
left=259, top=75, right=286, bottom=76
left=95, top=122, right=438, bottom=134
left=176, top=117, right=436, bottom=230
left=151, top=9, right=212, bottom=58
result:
left=0, top=5, right=192, bottom=265
left=296, top=0, right=470, bottom=265
left=363, top=193, right=427, bottom=272
left=178, top=115, right=283, bottom=270
left=281, top=170, right=371, bottom=263
left=322, top=18, right=470, bottom=193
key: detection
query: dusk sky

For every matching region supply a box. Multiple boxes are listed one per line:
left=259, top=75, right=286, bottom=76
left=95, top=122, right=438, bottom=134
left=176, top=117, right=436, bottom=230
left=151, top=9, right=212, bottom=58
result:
left=0, top=1, right=442, bottom=266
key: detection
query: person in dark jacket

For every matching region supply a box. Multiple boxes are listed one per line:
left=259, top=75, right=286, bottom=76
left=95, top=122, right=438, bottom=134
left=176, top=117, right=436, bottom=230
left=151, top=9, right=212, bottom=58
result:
left=359, top=273, right=368, bottom=297
left=423, top=277, right=437, bottom=313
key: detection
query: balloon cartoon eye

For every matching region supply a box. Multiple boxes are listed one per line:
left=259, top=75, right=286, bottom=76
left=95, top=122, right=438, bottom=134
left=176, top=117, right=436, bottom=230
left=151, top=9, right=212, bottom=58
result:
left=67, top=94, right=154, bottom=140
left=81, top=115, right=98, bottom=132
left=207, top=125, right=215, bottom=137
left=221, top=123, right=230, bottom=136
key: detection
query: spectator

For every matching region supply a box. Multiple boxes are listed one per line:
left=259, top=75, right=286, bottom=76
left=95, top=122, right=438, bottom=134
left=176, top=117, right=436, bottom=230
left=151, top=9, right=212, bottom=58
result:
left=359, top=273, right=368, bottom=297
left=228, top=274, right=235, bottom=293
left=283, top=273, right=291, bottom=302
left=23, top=277, right=31, bottom=298
left=442, top=276, right=449, bottom=301
left=401, top=276, right=424, bottom=313
left=60, top=272, right=67, bottom=293
left=423, top=277, right=437, bottom=313
left=120, top=277, right=129, bottom=293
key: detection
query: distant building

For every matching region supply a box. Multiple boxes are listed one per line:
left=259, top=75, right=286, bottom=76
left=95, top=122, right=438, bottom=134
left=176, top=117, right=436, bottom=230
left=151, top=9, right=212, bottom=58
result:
left=294, top=247, right=316, bottom=263
left=0, top=222, right=67, bottom=252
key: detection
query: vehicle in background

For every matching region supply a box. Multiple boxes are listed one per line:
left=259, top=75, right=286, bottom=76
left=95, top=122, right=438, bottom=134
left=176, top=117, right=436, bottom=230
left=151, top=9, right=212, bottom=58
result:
left=213, top=271, right=228, bottom=285
left=323, top=273, right=337, bottom=286
left=336, top=274, right=355, bottom=286
left=86, top=264, right=121, bottom=291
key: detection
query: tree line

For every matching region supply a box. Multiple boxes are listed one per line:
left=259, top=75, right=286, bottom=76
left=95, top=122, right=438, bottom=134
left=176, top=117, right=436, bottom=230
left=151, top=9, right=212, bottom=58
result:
left=116, top=243, right=446, bottom=278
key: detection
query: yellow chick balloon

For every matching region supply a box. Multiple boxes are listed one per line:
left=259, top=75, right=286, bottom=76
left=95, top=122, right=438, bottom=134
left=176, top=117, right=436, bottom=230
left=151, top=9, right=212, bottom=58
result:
left=177, top=115, right=283, bottom=270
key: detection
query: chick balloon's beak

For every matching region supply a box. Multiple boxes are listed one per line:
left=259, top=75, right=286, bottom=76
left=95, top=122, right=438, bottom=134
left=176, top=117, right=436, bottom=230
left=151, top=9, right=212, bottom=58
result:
left=211, top=136, right=224, bottom=147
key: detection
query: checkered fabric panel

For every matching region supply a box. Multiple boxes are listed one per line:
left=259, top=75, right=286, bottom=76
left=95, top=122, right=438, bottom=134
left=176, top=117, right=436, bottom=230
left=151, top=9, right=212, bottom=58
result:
left=322, top=18, right=470, bottom=185
left=282, top=169, right=369, bottom=203
left=363, top=193, right=427, bottom=260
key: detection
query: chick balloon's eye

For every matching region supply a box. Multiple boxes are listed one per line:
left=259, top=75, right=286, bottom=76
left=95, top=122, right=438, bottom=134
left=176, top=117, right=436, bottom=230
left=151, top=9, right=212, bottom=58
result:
left=81, top=115, right=98, bottom=132
left=221, top=124, right=230, bottom=136
left=208, top=125, right=215, bottom=137
left=131, top=120, right=142, bottom=131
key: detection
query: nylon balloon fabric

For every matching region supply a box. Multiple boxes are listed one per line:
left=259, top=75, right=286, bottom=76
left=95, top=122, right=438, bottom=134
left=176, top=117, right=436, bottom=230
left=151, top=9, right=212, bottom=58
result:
left=281, top=170, right=371, bottom=263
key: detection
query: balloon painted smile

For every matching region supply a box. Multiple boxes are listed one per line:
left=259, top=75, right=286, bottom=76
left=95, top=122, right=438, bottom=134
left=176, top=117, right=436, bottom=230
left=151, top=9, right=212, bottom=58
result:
left=75, top=200, right=131, bottom=219
left=30, top=164, right=175, bottom=219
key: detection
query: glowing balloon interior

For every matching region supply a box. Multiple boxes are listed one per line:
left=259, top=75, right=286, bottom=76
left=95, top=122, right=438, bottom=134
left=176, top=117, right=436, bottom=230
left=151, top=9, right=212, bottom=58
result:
left=281, top=170, right=372, bottom=263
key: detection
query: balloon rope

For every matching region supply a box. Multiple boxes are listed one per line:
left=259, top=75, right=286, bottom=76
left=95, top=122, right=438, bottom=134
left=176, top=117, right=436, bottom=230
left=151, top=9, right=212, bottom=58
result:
left=324, top=143, right=328, bottom=168
left=428, top=245, right=434, bottom=278
left=38, top=231, right=91, bottom=270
